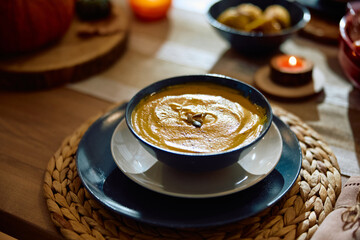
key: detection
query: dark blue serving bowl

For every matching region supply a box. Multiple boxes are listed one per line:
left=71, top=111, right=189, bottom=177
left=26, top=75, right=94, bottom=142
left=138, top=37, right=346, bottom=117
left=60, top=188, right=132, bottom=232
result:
left=125, top=74, right=273, bottom=172
left=207, top=0, right=310, bottom=54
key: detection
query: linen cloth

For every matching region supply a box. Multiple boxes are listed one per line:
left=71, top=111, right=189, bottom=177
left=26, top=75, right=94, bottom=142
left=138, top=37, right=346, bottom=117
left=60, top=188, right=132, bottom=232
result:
left=312, top=176, right=360, bottom=240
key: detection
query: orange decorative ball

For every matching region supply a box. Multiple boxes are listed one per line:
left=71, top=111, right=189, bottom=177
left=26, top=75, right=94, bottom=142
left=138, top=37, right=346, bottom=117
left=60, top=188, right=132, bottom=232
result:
left=129, top=0, right=171, bottom=21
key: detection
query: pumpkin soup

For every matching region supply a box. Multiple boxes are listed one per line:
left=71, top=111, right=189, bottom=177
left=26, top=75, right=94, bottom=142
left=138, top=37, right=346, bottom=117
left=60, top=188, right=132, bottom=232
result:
left=131, top=82, right=267, bottom=153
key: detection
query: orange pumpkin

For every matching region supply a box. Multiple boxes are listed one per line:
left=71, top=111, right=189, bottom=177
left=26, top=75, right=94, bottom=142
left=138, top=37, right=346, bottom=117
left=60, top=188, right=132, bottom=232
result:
left=0, top=0, right=75, bottom=54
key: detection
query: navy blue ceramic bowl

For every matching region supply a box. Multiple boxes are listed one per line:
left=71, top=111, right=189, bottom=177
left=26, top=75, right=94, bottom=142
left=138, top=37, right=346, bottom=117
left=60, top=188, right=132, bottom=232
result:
left=207, top=0, right=310, bottom=54
left=125, top=74, right=273, bottom=172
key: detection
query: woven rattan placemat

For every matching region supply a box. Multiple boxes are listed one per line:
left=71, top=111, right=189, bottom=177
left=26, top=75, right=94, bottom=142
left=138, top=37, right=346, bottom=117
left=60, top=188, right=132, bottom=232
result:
left=44, top=104, right=342, bottom=240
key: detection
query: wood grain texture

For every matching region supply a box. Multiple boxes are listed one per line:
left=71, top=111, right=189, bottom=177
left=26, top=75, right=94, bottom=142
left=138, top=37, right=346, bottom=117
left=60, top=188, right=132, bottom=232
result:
left=0, top=231, right=17, bottom=240
left=0, top=88, right=112, bottom=239
left=299, top=13, right=339, bottom=45
left=0, top=0, right=358, bottom=239
left=0, top=0, right=130, bottom=90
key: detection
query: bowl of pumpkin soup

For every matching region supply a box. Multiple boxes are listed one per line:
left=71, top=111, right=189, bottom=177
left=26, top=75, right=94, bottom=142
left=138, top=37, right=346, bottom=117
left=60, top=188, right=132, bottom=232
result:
left=125, top=74, right=273, bottom=172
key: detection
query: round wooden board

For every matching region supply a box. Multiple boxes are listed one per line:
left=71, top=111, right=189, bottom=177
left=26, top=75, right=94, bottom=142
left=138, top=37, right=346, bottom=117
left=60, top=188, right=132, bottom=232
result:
left=0, top=0, right=130, bottom=90
left=254, top=66, right=325, bottom=99
left=296, top=0, right=344, bottom=44
left=300, top=13, right=340, bottom=45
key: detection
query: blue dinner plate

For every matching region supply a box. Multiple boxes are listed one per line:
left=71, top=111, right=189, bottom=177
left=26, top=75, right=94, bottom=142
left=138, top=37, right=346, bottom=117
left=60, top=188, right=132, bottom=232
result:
left=76, top=103, right=302, bottom=228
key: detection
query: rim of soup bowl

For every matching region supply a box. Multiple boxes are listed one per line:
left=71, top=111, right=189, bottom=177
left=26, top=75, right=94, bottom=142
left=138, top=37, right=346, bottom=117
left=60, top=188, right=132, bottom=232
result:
left=125, top=74, right=273, bottom=161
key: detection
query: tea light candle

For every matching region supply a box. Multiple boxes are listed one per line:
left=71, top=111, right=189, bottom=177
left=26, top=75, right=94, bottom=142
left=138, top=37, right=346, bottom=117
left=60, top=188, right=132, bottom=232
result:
left=270, top=55, right=314, bottom=86
left=129, top=0, right=172, bottom=21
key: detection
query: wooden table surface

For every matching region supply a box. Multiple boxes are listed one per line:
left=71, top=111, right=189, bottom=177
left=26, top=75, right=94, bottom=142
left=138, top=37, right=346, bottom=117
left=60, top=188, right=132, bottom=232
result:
left=0, top=1, right=359, bottom=239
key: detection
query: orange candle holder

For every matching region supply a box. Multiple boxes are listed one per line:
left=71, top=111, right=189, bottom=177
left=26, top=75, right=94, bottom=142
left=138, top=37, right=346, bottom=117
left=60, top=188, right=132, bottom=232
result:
left=270, top=54, right=314, bottom=86
left=129, top=0, right=172, bottom=21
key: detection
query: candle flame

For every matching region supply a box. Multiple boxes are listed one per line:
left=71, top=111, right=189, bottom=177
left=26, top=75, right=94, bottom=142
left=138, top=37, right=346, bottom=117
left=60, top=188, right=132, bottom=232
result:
left=288, top=56, right=297, bottom=66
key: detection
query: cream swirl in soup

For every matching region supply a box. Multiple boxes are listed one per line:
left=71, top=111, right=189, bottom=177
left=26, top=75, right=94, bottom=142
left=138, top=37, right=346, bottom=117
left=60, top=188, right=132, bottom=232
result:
left=131, top=83, right=267, bottom=153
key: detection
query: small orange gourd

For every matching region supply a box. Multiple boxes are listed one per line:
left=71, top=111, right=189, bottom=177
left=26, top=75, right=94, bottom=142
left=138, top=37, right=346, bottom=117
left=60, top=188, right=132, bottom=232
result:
left=0, top=0, right=75, bottom=54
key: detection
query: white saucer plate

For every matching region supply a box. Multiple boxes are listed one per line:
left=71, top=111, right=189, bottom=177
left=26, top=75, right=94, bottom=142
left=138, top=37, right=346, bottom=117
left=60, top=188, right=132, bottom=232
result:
left=111, top=119, right=283, bottom=198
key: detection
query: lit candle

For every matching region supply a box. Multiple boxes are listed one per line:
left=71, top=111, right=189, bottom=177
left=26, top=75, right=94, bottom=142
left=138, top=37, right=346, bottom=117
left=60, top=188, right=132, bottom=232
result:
left=270, top=54, right=314, bottom=86
left=129, top=0, right=172, bottom=21
left=279, top=56, right=303, bottom=69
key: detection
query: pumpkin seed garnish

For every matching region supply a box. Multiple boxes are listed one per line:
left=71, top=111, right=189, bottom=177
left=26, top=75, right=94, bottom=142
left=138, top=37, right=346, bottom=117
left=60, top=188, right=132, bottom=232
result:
left=192, top=120, right=202, bottom=128
left=186, top=113, right=207, bottom=128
